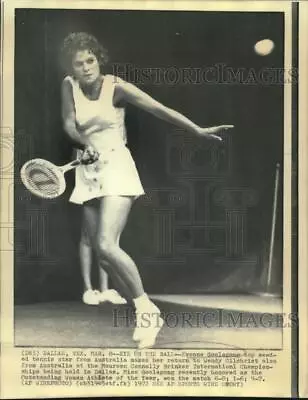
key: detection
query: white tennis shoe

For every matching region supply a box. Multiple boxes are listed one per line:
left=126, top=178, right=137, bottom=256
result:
left=82, top=289, right=100, bottom=305
left=138, top=316, right=164, bottom=349
left=97, top=289, right=127, bottom=305
left=83, top=289, right=127, bottom=305
left=133, top=302, right=164, bottom=348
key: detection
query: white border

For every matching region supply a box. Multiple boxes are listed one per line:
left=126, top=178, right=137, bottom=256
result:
left=1, top=1, right=294, bottom=398
left=299, top=2, right=308, bottom=398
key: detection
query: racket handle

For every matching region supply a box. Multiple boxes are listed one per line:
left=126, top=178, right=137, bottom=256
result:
left=60, top=159, right=81, bottom=173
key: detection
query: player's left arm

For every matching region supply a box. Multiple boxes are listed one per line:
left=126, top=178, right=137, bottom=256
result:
left=114, top=78, right=234, bottom=141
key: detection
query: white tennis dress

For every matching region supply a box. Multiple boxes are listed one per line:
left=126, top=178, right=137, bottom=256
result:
left=64, top=74, right=145, bottom=204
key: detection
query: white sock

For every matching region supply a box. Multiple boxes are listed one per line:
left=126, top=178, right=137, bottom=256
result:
left=133, top=293, right=151, bottom=310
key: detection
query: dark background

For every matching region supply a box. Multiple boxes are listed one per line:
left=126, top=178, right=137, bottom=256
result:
left=14, top=9, right=284, bottom=303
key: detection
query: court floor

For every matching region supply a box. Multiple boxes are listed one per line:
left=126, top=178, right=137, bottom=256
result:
left=14, top=294, right=283, bottom=349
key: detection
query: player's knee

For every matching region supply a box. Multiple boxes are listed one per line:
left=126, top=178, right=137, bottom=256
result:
left=80, top=232, right=91, bottom=247
left=97, top=237, right=115, bottom=259
left=80, top=225, right=92, bottom=247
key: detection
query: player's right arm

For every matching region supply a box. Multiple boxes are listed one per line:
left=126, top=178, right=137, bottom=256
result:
left=61, top=78, right=88, bottom=150
left=61, top=79, right=98, bottom=163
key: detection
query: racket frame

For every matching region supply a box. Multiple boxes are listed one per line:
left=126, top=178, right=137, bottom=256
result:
left=20, top=158, right=81, bottom=199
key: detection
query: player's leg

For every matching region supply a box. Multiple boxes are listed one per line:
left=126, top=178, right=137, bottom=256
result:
left=79, top=238, right=92, bottom=292
left=82, top=199, right=128, bottom=304
left=98, top=258, right=128, bottom=304
left=96, top=195, right=163, bottom=347
left=96, top=196, right=144, bottom=297
left=80, top=201, right=101, bottom=305
left=99, top=265, right=108, bottom=292
left=98, top=231, right=132, bottom=303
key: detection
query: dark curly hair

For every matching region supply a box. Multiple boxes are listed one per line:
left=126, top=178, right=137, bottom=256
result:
left=60, top=32, right=109, bottom=75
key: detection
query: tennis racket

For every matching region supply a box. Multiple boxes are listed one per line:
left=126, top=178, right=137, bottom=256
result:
left=20, top=158, right=83, bottom=199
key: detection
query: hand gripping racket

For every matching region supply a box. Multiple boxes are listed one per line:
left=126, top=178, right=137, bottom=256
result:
left=20, top=158, right=82, bottom=199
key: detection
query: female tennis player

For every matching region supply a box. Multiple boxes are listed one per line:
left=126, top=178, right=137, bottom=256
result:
left=71, top=147, right=126, bottom=306
left=60, top=32, right=234, bottom=348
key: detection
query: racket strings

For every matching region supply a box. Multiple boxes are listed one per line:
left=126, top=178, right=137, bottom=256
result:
left=23, top=163, right=61, bottom=197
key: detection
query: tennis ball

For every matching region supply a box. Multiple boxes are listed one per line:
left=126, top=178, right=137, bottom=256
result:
left=254, top=39, right=275, bottom=56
